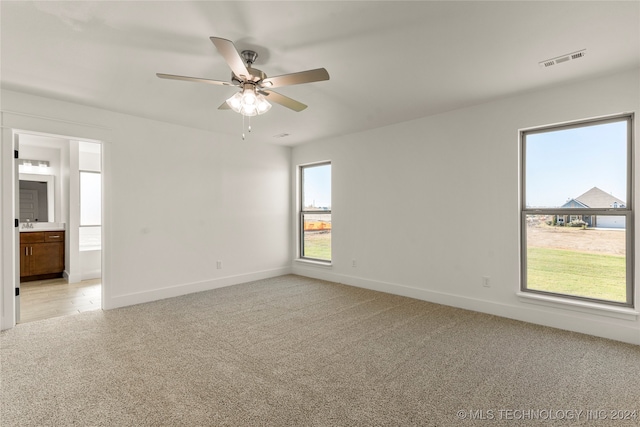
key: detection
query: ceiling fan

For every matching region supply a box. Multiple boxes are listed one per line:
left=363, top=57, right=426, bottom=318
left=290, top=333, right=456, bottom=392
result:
left=157, top=37, right=330, bottom=117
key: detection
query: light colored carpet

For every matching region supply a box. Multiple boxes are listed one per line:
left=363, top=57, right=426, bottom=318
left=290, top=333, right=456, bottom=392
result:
left=1, top=275, right=639, bottom=426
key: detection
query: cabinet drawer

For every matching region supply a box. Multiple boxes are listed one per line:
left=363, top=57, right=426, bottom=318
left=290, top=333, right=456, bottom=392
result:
left=44, top=231, right=65, bottom=242
left=20, top=232, right=44, bottom=244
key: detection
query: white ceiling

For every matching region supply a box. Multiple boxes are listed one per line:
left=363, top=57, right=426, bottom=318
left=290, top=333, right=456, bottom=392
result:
left=2, top=1, right=638, bottom=146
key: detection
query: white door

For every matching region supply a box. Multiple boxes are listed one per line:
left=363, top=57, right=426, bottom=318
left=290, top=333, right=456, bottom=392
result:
left=1, top=130, right=21, bottom=327
left=14, top=133, right=20, bottom=323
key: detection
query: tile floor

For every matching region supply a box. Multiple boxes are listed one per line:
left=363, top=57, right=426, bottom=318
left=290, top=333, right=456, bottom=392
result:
left=19, top=278, right=101, bottom=323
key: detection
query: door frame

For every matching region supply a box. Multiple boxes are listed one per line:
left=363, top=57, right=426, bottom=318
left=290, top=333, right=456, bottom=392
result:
left=1, top=128, right=20, bottom=328
left=1, top=128, right=107, bottom=329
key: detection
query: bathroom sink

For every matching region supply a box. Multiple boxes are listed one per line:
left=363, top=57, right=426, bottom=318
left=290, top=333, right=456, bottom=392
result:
left=20, top=222, right=66, bottom=231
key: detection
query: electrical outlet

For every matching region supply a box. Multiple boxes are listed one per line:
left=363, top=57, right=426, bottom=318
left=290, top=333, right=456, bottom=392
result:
left=217, top=260, right=223, bottom=270
left=352, top=259, right=357, bottom=267
left=482, top=276, right=490, bottom=288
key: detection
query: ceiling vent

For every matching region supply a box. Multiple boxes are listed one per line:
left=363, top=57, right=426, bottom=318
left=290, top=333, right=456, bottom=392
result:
left=539, top=49, right=586, bottom=68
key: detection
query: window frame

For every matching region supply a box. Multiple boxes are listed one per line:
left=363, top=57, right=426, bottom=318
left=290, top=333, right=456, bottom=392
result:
left=520, top=114, right=634, bottom=307
left=299, top=161, right=332, bottom=263
left=79, top=170, right=102, bottom=251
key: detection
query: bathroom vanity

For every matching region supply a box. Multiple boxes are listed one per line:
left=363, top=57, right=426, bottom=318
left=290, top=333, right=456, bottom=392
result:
left=20, top=225, right=65, bottom=282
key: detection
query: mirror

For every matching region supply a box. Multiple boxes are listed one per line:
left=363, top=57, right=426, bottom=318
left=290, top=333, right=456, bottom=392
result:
left=19, top=174, right=54, bottom=222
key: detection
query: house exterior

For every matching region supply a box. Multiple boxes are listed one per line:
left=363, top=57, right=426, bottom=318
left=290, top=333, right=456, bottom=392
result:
left=559, top=187, right=626, bottom=228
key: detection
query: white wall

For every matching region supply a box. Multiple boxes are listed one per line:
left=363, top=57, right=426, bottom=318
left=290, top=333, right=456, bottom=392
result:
left=1, top=90, right=292, bottom=328
left=292, top=68, right=640, bottom=345
left=79, top=250, right=101, bottom=281
left=2, top=69, right=638, bottom=344
left=79, top=143, right=101, bottom=172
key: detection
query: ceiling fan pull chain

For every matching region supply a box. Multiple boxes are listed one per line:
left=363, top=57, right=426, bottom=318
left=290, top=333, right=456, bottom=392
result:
left=242, top=114, right=246, bottom=140
left=248, top=115, right=252, bottom=133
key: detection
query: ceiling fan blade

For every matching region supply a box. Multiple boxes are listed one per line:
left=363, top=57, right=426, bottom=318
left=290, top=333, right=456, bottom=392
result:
left=261, top=68, right=329, bottom=89
left=156, top=73, right=234, bottom=86
left=210, top=37, right=251, bottom=81
left=260, top=90, right=307, bottom=112
left=218, top=100, right=230, bottom=110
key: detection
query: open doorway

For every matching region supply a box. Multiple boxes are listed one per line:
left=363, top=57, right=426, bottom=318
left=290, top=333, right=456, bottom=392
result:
left=17, top=133, right=103, bottom=323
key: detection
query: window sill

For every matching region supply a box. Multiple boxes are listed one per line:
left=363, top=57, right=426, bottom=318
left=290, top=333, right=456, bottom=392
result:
left=517, top=292, right=639, bottom=321
left=294, top=258, right=332, bottom=268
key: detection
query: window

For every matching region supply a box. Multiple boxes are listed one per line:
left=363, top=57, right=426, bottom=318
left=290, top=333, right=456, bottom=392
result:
left=79, top=171, right=101, bottom=251
left=300, top=162, right=331, bottom=262
left=521, top=115, right=633, bottom=306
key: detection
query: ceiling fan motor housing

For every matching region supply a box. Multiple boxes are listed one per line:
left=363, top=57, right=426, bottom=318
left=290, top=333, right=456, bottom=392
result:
left=232, top=67, right=266, bottom=85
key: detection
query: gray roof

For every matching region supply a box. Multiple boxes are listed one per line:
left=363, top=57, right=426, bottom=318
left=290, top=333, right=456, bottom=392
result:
left=574, top=187, right=626, bottom=208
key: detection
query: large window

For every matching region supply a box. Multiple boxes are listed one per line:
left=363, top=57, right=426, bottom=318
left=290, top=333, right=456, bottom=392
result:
left=521, top=115, right=633, bottom=306
left=79, top=171, right=101, bottom=251
left=300, top=162, right=331, bottom=262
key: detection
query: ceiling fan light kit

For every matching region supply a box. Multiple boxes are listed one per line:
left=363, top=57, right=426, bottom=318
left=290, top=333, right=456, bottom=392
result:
left=157, top=37, right=330, bottom=138
left=226, top=83, right=272, bottom=116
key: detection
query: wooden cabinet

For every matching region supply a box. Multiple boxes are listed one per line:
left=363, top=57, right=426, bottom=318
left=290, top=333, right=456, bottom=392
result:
left=20, top=231, right=65, bottom=282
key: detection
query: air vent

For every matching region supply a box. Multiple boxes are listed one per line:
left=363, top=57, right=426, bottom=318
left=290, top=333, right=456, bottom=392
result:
left=539, top=49, right=586, bottom=68
left=273, top=133, right=290, bottom=139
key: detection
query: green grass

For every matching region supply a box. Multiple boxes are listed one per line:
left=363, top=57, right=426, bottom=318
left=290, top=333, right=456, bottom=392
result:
left=527, top=247, right=626, bottom=302
left=303, top=231, right=331, bottom=261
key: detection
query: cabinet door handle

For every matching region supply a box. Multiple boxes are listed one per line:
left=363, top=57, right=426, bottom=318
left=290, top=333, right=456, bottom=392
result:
left=30, top=247, right=33, bottom=256
left=50, top=235, right=60, bottom=238
left=25, top=247, right=28, bottom=256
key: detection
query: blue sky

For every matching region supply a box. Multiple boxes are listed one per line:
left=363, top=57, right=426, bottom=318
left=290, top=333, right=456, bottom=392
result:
left=525, top=120, right=627, bottom=208
left=303, top=163, right=331, bottom=209
left=301, top=121, right=627, bottom=210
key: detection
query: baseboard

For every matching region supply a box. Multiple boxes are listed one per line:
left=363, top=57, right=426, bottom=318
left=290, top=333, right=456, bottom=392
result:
left=63, top=270, right=82, bottom=284
left=105, top=266, right=292, bottom=310
left=292, top=265, right=640, bottom=345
